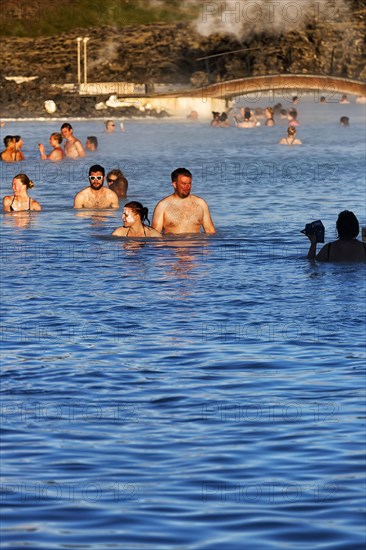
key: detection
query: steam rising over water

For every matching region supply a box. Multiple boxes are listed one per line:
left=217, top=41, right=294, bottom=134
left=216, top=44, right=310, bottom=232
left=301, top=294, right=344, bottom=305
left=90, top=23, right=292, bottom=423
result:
left=152, top=0, right=350, bottom=39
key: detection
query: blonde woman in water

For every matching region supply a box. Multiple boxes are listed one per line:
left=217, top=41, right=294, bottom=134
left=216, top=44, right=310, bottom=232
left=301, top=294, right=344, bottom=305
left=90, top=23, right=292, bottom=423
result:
left=279, top=126, right=302, bottom=145
left=3, top=173, right=42, bottom=212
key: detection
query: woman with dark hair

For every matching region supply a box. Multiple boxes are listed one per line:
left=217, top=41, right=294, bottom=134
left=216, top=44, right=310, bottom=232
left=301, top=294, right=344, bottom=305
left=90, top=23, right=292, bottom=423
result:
left=3, top=173, right=42, bottom=212
left=112, top=201, right=161, bottom=237
left=306, top=211, right=366, bottom=261
left=106, top=169, right=128, bottom=198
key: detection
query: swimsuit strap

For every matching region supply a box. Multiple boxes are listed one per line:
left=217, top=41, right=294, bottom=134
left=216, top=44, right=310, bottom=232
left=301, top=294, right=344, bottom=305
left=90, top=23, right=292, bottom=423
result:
left=9, top=196, right=31, bottom=212
left=125, top=225, right=147, bottom=237
left=327, top=242, right=332, bottom=260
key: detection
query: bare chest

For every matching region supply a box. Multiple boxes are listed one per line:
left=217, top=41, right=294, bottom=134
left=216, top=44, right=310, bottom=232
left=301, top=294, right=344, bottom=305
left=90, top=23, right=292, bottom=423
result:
left=165, top=199, right=204, bottom=230
left=83, top=190, right=110, bottom=208
left=65, top=141, right=79, bottom=157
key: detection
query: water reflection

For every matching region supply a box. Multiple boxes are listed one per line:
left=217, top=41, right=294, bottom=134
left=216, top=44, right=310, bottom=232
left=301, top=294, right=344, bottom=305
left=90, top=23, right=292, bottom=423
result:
left=2, top=211, right=39, bottom=230
left=120, top=240, right=147, bottom=252
left=74, top=209, right=117, bottom=226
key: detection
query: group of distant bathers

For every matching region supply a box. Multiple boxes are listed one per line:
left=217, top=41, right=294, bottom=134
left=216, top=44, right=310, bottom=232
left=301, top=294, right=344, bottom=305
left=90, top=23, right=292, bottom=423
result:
left=212, top=103, right=301, bottom=132
left=2, top=165, right=365, bottom=261
left=0, top=121, right=122, bottom=163
left=210, top=96, right=352, bottom=144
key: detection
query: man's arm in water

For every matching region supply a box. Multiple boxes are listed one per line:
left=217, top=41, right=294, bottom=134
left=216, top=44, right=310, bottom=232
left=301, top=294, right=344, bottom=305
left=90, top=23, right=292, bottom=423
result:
left=202, top=200, right=216, bottom=234
left=73, top=190, right=85, bottom=209
left=108, top=189, right=119, bottom=208
left=75, top=140, right=86, bottom=158
left=152, top=200, right=166, bottom=233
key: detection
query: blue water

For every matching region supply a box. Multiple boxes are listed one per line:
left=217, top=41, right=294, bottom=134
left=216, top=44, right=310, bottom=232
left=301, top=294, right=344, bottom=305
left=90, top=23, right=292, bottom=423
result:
left=1, top=98, right=365, bottom=549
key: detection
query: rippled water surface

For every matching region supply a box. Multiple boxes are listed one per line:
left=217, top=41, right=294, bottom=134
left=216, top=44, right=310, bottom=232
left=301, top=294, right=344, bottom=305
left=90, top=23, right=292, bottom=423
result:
left=1, top=98, right=365, bottom=549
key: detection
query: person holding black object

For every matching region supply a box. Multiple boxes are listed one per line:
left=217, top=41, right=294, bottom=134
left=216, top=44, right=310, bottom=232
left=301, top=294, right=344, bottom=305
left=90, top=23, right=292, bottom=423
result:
left=304, top=211, right=366, bottom=261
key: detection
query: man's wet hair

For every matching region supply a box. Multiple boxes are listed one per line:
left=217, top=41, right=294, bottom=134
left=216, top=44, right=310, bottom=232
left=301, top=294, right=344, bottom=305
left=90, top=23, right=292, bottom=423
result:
left=171, top=168, right=192, bottom=182
left=3, top=135, right=13, bottom=147
left=89, top=164, right=105, bottom=176
left=61, top=123, right=73, bottom=131
left=336, top=210, right=359, bottom=239
left=87, top=136, right=98, bottom=148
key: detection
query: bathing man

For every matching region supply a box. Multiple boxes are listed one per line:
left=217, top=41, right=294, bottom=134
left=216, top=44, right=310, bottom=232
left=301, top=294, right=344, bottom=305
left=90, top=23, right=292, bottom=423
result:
left=61, top=123, right=85, bottom=158
left=152, top=168, right=216, bottom=234
left=74, top=165, right=119, bottom=209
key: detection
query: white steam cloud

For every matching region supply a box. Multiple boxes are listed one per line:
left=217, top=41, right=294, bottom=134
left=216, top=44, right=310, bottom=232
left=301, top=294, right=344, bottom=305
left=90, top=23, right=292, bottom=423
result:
left=148, top=1, right=350, bottom=40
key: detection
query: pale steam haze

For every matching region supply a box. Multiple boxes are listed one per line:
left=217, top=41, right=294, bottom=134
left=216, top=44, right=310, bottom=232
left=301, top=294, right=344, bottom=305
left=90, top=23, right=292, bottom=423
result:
left=147, top=1, right=350, bottom=39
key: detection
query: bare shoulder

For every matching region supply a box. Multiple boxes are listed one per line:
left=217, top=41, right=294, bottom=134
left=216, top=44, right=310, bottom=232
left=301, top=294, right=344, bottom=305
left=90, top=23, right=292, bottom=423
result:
left=112, top=226, right=128, bottom=237
left=3, top=195, right=12, bottom=210
left=146, top=226, right=162, bottom=237
left=106, top=187, right=118, bottom=198
left=316, top=243, right=330, bottom=261
left=190, top=194, right=209, bottom=207
left=73, top=186, right=89, bottom=207
left=30, top=199, right=42, bottom=211
left=155, top=194, right=174, bottom=208
left=76, top=186, right=89, bottom=196
left=74, top=187, right=88, bottom=199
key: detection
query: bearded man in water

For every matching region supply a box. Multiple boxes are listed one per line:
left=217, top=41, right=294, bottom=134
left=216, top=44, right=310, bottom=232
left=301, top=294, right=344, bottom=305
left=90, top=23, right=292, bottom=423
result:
left=73, top=165, right=119, bottom=209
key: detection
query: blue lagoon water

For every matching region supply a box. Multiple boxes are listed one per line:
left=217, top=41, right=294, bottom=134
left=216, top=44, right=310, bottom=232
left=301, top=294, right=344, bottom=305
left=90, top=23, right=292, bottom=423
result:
left=1, top=98, right=365, bottom=549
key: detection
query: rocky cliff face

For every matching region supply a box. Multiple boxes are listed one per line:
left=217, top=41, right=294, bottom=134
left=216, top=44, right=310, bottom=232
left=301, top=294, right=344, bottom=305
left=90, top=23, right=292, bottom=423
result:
left=0, top=12, right=364, bottom=118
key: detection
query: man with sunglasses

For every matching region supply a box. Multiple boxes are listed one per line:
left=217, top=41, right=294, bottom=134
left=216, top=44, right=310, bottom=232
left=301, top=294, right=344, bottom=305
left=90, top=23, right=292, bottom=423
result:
left=104, top=120, right=116, bottom=133
left=74, top=165, right=119, bottom=209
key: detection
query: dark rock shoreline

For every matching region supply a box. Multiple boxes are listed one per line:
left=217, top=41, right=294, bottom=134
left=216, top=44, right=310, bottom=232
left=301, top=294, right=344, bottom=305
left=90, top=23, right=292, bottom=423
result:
left=1, top=16, right=365, bottom=119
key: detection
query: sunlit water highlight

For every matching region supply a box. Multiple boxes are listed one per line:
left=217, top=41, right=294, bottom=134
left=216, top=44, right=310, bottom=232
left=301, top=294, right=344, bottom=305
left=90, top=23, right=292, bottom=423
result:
left=1, top=97, right=365, bottom=549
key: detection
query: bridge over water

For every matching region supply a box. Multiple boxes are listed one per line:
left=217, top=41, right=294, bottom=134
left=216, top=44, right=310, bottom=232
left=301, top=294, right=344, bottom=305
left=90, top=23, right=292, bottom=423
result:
left=139, top=74, right=366, bottom=117
left=77, top=74, right=365, bottom=117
